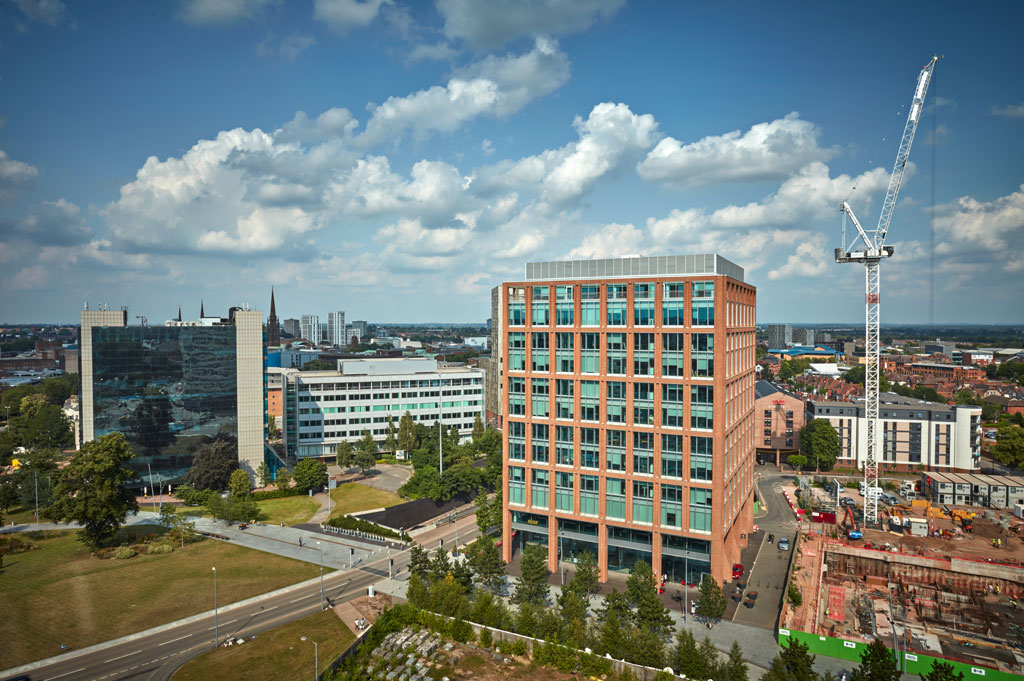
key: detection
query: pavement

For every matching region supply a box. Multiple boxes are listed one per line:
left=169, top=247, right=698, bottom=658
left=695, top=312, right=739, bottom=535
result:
left=355, top=463, right=413, bottom=493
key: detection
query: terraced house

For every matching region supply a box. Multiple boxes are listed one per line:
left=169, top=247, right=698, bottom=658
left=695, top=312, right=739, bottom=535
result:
left=499, top=255, right=757, bottom=584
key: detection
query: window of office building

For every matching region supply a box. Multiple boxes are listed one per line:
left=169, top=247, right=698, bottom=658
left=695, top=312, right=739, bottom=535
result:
left=556, top=378, right=574, bottom=419
left=607, top=284, right=627, bottom=326
left=691, top=436, right=713, bottom=481
left=634, top=431, right=654, bottom=475
left=691, top=281, right=714, bottom=326
left=580, top=426, right=600, bottom=468
left=607, top=381, right=626, bottom=424
left=662, top=333, right=685, bottom=377
left=690, top=488, right=712, bottom=532
left=607, top=428, right=626, bottom=471
left=556, top=332, right=574, bottom=373
left=508, top=376, right=525, bottom=416
left=509, top=301, right=525, bottom=326
left=556, top=472, right=574, bottom=512
left=508, top=466, right=525, bottom=505
left=580, top=285, right=600, bottom=326
left=633, top=480, right=654, bottom=524
left=556, top=425, right=574, bottom=466
left=607, top=333, right=627, bottom=374
left=509, top=421, right=525, bottom=460
left=531, top=469, right=549, bottom=509
left=606, top=478, right=626, bottom=519
left=634, top=382, right=655, bottom=426
left=532, top=422, right=550, bottom=463
left=580, top=380, right=600, bottom=422
left=556, top=285, right=574, bottom=326
left=580, top=474, right=599, bottom=516
left=634, top=333, right=655, bottom=376
left=661, top=433, right=683, bottom=478
left=634, top=283, right=654, bottom=326
left=691, top=333, right=714, bottom=377
left=531, top=378, right=549, bottom=418
left=509, top=332, right=525, bottom=371
left=663, top=282, right=685, bottom=325
left=531, top=286, right=550, bottom=326
left=691, top=385, right=714, bottom=430
left=661, top=484, right=683, bottom=528
left=580, top=333, right=600, bottom=374
left=531, top=332, right=550, bottom=372
left=662, top=383, right=685, bottom=428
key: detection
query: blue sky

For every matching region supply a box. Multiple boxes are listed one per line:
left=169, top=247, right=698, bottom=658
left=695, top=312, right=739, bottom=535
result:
left=1, top=0, right=1022, bottom=325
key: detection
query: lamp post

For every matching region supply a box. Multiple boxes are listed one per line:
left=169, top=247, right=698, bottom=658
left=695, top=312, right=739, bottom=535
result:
left=212, top=567, right=219, bottom=647
left=300, top=636, right=319, bottom=680
left=317, top=540, right=325, bottom=609
left=147, top=462, right=157, bottom=514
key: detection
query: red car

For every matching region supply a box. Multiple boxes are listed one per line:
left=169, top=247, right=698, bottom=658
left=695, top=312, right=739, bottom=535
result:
left=732, top=563, right=744, bottom=579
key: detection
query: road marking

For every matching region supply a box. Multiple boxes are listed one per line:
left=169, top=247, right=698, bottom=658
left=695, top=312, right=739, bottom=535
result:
left=262, top=606, right=278, bottom=612
left=46, top=668, right=86, bottom=680
left=159, top=634, right=192, bottom=645
left=289, top=594, right=314, bottom=603
left=207, top=619, right=236, bottom=630
left=104, top=650, right=141, bottom=663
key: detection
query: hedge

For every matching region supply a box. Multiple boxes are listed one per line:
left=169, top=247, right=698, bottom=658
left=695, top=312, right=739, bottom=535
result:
left=252, top=486, right=307, bottom=501
left=325, top=514, right=407, bottom=540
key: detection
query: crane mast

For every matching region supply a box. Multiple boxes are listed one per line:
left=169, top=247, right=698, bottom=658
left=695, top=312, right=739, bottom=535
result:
left=835, top=56, right=938, bottom=527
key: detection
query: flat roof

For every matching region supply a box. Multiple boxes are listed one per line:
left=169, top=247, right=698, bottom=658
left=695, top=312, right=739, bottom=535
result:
left=523, top=254, right=745, bottom=283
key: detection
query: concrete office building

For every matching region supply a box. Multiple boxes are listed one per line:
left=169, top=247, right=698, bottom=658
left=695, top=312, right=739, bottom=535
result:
left=485, top=284, right=504, bottom=428
left=281, top=357, right=484, bottom=459
left=80, top=304, right=265, bottom=484
left=283, top=318, right=301, bottom=338
left=806, top=393, right=982, bottom=472
left=300, top=315, right=321, bottom=345
left=765, top=324, right=792, bottom=350
left=327, top=311, right=346, bottom=347
left=499, top=254, right=757, bottom=584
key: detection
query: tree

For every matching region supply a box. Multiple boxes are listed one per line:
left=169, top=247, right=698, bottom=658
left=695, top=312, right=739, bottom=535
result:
left=982, top=403, right=1003, bottom=422
left=255, top=462, right=272, bottom=488
left=7, top=397, right=72, bottom=452
left=228, top=468, right=251, bottom=497
left=595, top=589, right=631, bottom=658
left=399, top=465, right=442, bottom=500
left=568, top=550, right=599, bottom=599
left=384, top=415, right=398, bottom=452
left=787, top=453, right=808, bottom=473
left=800, top=419, right=840, bottom=471
left=184, top=437, right=238, bottom=490
left=275, top=469, right=292, bottom=490
left=851, top=638, right=900, bottom=681
left=696, top=573, right=728, bottom=627
left=406, top=573, right=430, bottom=608
left=513, top=543, right=549, bottom=606
left=466, top=535, right=505, bottom=594
left=955, top=390, right=980, bottom=406
left=268, top=414, right=277, bottom=437
left=672, top=628, right=704, bottom=678
left=335, top=441, right=355, bottom=469
left=0, top=476, right=19, bottom=513
left=778, top=361, right=795, bottom=381
left=764, top=639, right=819, bottom=681
left=397, top=411, right=416, bottom=452
left=292, top=458, right=328, bottom=492
left=205, top=493, right=263, bottom=523
left=626, top=559, right=674, bottom=634
left=725, top=640, right=748, bottom=681
left=409, top=544, right=431, bottom=578
left=14, top=447, right=60, bottom=508
left=698, top=637, right=723, bottom=680
left=557, top=585, right=589, bottom=649
left=475, top=491, right=493, bottom=534
left=355, top=431, right=378, bottom=473
left=46, top=433, right=140, bottom=548
left=472, top=414, right=485, bottom=441
left=921, top=661, right=965, bottom=681
left=992, top=425, right=1024, bottom=468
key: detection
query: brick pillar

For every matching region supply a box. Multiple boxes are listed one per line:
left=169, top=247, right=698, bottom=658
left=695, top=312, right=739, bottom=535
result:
left=501, top=505, right=513, bottom=564
left=548, top=515, right=559, bottom=575
left=598, top=523, right=609, bottom=582
left=652, top=530, right=663, bottom=581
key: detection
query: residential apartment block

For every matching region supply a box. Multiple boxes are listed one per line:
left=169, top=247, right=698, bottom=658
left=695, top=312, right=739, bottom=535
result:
left=300, top=314, right=321, bottom=345
left=806, top=393, right=982, bottom=472
left=765, top=324, right=791, bottom=350
left=500, top=254, right=757, bottom=585
left=327, top=311, right=346, bottom=347
left=281, top=357, right=484, bottom=459
left=754, top=381, right=805, bottom=463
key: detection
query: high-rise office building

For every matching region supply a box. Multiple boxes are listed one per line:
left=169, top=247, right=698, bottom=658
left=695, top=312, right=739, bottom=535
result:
left=283, top=318, right=300, bottom=338
left=791, top=328, right=816, bottom=346
left=486, top=285, right=504, bottom=428
left=765, top=324, right=792, bottom=349
left=300, top=314, right=321, bottom=345
left=80, top=305, right=265, bottom=485
left=327, top=311, right=346, bottom=347
left=499, top=254, right=757, bottom=584
left=266, top=288, right=281, bottom=347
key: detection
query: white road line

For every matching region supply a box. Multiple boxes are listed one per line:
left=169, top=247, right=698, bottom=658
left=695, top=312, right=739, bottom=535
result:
left=103, top=650, right=141, bottom=663
left=289, top=594, right=314, bottom=603
left=158, top=634, right=192, bottom=645
left=46, top=668, right=86, bottom=680
left=262, top=606, right=278, bottom=612
left=207, top=619, right=236, bottom=630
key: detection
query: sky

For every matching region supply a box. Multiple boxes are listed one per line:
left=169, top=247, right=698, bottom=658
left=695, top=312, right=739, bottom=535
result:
left=1, top=1, right=1022, bottom=326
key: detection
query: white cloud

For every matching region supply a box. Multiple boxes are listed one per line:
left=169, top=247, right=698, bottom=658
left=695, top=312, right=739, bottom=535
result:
left=767, top=233, right=829, bottom=279
left=407, top=42, right=458, bottom=63
left=257, top=32, right=316, bottom=61
left=357, top=37, right=570, bottom=147
left=16, top=198, right=92, bottom=245
left=637, top=112, right=836, bottom=186
left=313, top=0, right=389, bottom=36
left=0, top=149, right=40, bottom=199
left=13, top=0, right=69, bottom=26
left=990, top=102, right=1024, bottom=118
left=481, top=139, right=495, bottom=155
left=567, top=222, right=642, bottom=259
left=277, top=108, right=358, bottom=143
left=437, top=0, right=624, bottom=49
left=198, top=206, right=317, bottom=252
left=180, top=0, right=279, bottom=25
left=326, top=156, right=469, bottom=222
left=933, top=185, right=1024, bottom=272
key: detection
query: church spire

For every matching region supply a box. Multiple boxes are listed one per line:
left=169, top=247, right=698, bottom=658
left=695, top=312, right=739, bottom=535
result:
left=177, top=305, right=182, bottom=322
left=201, top=300, right=205, bottom=318
left=270, top=287, right=277, bottom=317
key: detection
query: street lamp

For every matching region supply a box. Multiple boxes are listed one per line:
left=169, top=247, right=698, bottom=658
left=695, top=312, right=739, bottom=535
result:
left=212, top=567, right=219, bottom=647
left=300, top=636, right=319, bottom=680
left=317, top=541, right=325, bottom=610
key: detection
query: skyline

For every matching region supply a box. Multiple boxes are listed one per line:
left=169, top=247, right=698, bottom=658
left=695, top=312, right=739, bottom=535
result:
left=1, top=1, right=1023, bottom=325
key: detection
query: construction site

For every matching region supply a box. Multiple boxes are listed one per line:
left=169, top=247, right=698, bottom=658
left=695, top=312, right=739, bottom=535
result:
left=783, top=490, right=1024, bottom=676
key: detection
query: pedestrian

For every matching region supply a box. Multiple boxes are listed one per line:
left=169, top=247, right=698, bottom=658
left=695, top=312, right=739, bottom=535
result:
left=299, top=536, right=303, bottom=547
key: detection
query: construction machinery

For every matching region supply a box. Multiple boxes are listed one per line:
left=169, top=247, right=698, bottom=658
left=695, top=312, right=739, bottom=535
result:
left=844, top=504, right=862, bottom=540
left=835, top=56, right=940, bottom=527
left=952, top=509, right=976, bottom=532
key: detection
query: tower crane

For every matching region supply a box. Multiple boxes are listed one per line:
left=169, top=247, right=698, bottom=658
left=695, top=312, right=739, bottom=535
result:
left=835, top=56, right=939, bottom=527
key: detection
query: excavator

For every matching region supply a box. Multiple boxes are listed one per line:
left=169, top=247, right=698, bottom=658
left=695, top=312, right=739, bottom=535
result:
left=951, top=509, right=975, bottom=533
left=843, top=504, right=862, bottom=540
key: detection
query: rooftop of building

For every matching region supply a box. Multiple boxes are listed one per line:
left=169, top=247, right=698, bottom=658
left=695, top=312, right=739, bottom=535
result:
left=911, top=362, right=978, bottom=369
left=521, top=253, right=745, bottom=283
left=808, top=391, right=979, bottom=413
left=754, top=380, right=802, bottom=401
left=768, top=345, right=840, bottom=356
left=282, top=357, right=482, bottom=379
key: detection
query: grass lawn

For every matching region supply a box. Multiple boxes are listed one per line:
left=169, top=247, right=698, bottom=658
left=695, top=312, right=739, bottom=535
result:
left=0, top=530, right=325, bottom=667
left=172, top=608, right=355, bottom=681
left=4, top=505, right=40, bottom=525
left=173, top=496, right=319, bottom=526
left=328, top=483, right=403, bottom=520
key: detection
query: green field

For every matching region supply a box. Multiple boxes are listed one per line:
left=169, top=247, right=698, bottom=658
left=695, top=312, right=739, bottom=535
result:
left=172, top=608, right=355, bottom=681
left=173, top=495, right=320, bottom=526
left=328, top=483, right=403, bottom=520
left=0, top=530, right=325, bottom=667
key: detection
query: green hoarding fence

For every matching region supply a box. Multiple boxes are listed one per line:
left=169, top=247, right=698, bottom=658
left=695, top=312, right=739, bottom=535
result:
left=777, top=628, right=1023, bottom=680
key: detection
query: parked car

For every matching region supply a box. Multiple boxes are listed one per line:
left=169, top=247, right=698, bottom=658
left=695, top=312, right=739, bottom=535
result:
left=841, top=497, right=856, bottom=507
left=778, top=537, right=791, bottom=551
left=732, top=563, right=744, bottom=579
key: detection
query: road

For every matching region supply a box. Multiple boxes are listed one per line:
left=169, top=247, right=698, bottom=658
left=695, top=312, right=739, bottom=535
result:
left=1, top=519, right=479, bottom=681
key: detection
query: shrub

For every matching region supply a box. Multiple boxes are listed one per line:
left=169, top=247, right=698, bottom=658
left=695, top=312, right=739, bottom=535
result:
left=147, top=543, right=174, bottom=554
left=450, top=618, right=474, bottom=643
left=174, top=484, right=215, bottom=507
left=325, top=514, right=408, bottom=540
left=112, top=546, right=136, bottom=559
left=787, top=581, right=802, bottom=606
left=252, top=486, right=306, bottom=501
left=479, top=629, right=493, bottom=648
